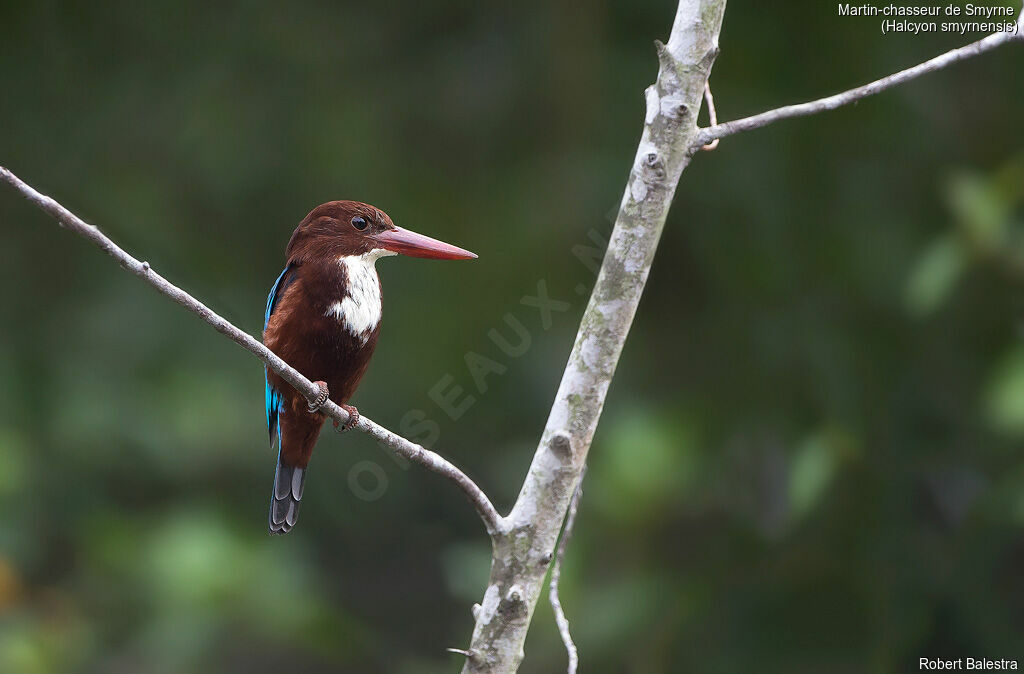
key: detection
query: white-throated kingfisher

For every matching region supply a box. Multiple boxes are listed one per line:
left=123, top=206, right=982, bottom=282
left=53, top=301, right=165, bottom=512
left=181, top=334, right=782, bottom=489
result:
left=263, top=201, right=476, bottom=534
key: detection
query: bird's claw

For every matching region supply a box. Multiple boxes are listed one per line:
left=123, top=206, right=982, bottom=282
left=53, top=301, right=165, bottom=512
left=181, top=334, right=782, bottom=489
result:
left=307, top=381, right=330, bottom=413
left=333, top=404, right=360, bottom=432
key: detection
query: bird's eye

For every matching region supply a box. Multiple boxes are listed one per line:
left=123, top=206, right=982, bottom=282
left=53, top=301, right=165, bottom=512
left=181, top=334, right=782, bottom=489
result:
left=350, top=216, right=368, bottom=231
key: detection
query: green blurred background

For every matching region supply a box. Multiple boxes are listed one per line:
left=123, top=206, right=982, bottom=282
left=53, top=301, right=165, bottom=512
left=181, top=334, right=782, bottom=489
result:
left=1, top=1, right=1023, bottom=672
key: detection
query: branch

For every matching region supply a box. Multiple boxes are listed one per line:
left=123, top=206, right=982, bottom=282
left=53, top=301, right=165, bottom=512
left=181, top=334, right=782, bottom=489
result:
left=549, top=470, right=584, bottom=674
left=460, top=1, right=729, bottom=671
left=700, top=80, right=720, bottom=151
left=695, top=16, right=1023, bottom=148
left=0, top=165, right=503, bottom=537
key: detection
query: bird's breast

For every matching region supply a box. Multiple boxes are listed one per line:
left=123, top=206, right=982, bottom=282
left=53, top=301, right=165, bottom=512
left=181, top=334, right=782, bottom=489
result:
left=325, top=254, right=383, bottom=343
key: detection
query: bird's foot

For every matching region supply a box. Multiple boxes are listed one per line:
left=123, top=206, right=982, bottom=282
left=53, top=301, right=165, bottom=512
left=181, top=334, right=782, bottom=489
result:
left=307, top=381, right=330, bottom=413
left=333, top=404, right=360, bottom=432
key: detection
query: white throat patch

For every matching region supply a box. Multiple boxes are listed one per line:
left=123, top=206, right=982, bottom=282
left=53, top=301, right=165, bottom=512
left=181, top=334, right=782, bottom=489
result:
left=325, top=250, right=394, bottom=342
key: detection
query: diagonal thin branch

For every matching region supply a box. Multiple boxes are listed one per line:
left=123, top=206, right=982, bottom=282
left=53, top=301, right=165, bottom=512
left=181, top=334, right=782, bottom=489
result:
left=0, top=165, right=504, bottom=537
left=695, top=18, right=1023, bottom=148
left=549, top=468, right=584, bottom=674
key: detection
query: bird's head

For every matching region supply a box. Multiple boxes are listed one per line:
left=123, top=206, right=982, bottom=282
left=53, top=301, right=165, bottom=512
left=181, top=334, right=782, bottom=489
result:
left=286, top=201, right=476, bottom=263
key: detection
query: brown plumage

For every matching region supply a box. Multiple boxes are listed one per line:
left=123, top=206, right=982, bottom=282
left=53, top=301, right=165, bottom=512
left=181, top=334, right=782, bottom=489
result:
left=263, top=201, right=475, bottom=534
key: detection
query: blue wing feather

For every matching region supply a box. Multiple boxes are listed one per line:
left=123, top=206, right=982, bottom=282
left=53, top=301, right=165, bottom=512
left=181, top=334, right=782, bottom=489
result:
left=265, top=264, right=296, bottom=446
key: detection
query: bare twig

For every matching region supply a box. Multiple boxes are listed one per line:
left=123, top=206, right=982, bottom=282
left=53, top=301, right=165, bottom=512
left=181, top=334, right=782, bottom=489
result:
left=701, top=81, right=720, bottom=151
left=695, top=18, right=1023, bottom=148
left=0, top=165, right=504, bottom=536
left=549, top=469, right=584, bottom=674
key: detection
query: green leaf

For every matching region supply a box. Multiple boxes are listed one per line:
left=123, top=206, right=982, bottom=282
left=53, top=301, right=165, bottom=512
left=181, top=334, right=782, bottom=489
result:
left=904, top=234, right=966, bottom=316
left=985, top=345, right=1024, bottom=437
left=948, top=171, right=1010, bottom=251
left=788, top=428, right=855, bottom=521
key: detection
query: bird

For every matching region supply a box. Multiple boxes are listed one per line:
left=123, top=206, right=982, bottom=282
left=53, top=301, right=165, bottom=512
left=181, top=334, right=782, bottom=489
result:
left=262, top=201, right=476, bottom=534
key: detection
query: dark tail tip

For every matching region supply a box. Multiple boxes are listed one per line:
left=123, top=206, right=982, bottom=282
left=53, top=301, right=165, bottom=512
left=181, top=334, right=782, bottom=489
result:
left=269, top=461, right=306, bottom=535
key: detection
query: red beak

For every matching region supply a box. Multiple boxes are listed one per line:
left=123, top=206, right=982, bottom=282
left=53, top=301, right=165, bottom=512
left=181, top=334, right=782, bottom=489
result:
left=373, top=226, right=477, bottom=260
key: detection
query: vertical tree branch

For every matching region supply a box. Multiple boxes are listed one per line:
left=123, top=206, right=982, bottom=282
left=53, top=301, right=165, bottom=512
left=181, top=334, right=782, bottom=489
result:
left=549, top=470, right=585, bottom=674
left=459, top=2, right=728, bottom=671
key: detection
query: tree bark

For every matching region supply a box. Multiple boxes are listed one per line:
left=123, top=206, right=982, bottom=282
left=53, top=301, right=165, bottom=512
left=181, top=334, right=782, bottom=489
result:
left=459, top=2, right=728, bottom=671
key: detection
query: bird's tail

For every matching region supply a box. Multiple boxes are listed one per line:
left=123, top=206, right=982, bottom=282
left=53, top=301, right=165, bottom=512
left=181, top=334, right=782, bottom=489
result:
left=269, top=457, right=306, bottom=535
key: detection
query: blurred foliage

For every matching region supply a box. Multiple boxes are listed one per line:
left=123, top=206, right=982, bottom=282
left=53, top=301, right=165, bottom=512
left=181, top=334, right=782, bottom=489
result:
left=1, top=0, right=1023, bottom=672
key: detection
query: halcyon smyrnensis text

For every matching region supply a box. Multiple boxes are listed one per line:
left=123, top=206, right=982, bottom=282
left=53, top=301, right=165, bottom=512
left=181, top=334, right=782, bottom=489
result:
left=263, top=201, right=476, bottom=534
